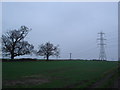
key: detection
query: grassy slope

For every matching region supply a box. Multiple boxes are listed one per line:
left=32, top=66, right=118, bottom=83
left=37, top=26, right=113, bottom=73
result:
left=2, top=60, right=118, bottom=88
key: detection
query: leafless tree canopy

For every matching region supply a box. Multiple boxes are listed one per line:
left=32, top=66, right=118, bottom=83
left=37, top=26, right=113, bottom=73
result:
left=2, top=26, right=34, bottom=59
left=37, top=42, right=60, bottom=60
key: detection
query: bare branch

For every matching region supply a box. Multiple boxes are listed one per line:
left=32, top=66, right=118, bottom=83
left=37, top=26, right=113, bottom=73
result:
left=2, top=26, right=33, bottom=59
left=37, top=42, right=60, bottom=60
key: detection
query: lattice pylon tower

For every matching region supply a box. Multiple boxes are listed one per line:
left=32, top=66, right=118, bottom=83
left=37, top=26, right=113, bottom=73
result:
left=97, top=32, right=107, bottom=60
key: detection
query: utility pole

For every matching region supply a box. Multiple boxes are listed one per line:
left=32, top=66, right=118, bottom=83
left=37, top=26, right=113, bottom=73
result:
left=97, top=32, right=107, bottom=60
left=69, top=53, right=72, bottom=60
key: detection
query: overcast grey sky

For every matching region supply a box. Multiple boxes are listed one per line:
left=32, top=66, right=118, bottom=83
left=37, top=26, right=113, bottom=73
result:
left=2, top=2, right=118, bottom=60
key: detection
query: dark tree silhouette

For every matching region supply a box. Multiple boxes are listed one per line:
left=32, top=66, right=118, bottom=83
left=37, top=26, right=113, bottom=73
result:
left=2, top=26, right=34, bottom=59
left=37, top=42, right=60, bottom=61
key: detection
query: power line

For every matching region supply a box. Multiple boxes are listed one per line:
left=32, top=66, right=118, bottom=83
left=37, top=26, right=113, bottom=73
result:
left=97, top=32, right=107, bottom=60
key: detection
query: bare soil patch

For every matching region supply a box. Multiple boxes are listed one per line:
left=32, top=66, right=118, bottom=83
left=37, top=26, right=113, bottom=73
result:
left=65, top=80, right=89, bottom=88
left=3, top=75, right=50, bottom=86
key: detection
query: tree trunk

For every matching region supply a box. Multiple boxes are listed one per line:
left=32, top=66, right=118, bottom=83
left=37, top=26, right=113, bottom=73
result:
left=11, top=46, right=15, bottom=60
left=46, top=55, right=49, bottom=61
left=11, top=54, right=14, bottom=60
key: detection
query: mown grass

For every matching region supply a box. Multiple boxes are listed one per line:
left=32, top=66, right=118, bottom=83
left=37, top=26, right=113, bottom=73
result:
left=2, top=60, right=118, bottom=88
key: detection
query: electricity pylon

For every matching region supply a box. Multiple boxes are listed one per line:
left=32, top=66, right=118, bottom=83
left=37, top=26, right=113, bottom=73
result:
left=97, top=32, right=107, bottom=60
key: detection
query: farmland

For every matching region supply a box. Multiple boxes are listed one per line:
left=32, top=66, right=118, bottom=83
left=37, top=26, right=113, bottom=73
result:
left=2, top=60, right=118, bottom=88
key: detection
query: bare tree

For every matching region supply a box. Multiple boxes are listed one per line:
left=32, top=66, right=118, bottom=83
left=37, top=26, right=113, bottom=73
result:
left=37, top=42, right=60, bottom=61
left=2, top=26, right=34, bottom=59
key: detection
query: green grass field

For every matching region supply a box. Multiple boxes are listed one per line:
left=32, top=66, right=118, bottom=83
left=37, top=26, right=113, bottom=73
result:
left=2, top=60, right=118, bottom=88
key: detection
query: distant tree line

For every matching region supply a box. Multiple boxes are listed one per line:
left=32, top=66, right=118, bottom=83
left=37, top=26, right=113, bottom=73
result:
left=2, top=26, right=60, bottom=60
